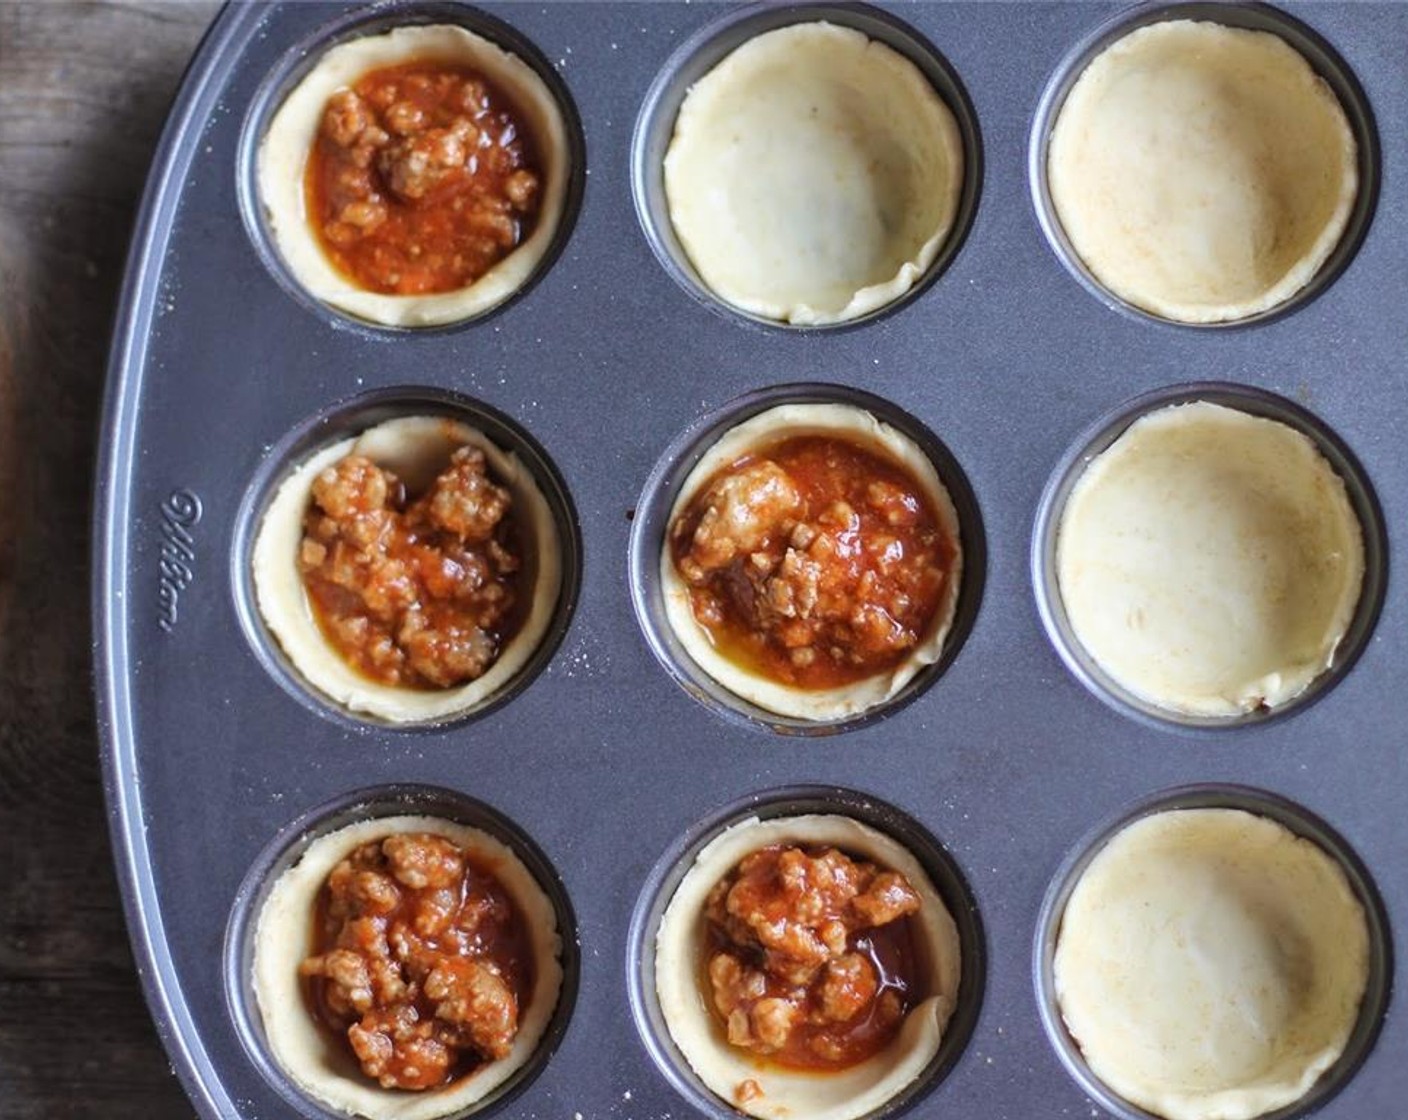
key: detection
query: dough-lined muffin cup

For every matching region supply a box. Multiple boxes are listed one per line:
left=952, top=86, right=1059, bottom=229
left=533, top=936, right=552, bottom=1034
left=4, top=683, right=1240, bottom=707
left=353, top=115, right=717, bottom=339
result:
left=663, top=22, right=962, bottom=325
left=254, top=815, right=563, bottom=1120
left=632, top=4, right=981, bottom=330
left=657, top=815, right=960, bottom=1120
left=1056, top=400, right=1362, bottom=717
left=1034, top=786, right=1391, bottom=1120
left=224, top=786, right=578, bottom=1120
left=1032, top=383, right=1385, bottom=731
left=256, top=22, right=573, bottom=328
left=250, top=412, right=564, bottom=725
left=1030, top=4, right=1378, bottom=327
left=629, top=788, right=983, bottom=1120
left=656, top=400, right=963, bottom=725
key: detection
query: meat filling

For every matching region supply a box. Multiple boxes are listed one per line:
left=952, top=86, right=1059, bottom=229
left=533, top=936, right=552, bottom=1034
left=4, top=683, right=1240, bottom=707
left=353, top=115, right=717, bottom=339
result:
left=300, top=833, right=535, bottom=1091
left=298, top=445, right=524, bottom=689
left=671, top=435, right=955, bottom=690
left=307, top=62, right=542, bottom=295
left=704, top=844, right=925, bottom=1071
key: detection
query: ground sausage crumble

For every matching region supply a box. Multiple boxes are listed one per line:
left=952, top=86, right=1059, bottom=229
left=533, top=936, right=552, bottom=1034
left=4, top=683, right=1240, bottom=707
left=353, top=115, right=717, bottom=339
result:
left=298, top=445, right=524, bottom=689
left=300, top=833, right=535, bottom=1091
left=671, top=435, right=955, bottom=691
left=704, top=844, right=925, bottom=1071
left=308, top=61, right=542, bottom=295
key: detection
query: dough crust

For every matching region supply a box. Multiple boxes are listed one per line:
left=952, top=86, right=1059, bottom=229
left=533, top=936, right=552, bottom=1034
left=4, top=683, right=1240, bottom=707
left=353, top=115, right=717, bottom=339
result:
left=258, top=24, right=570, bottom=327
left=1054, top=808, right=1370, bottom=1120
left=252, top=814, right=564, bottom=1120
left=1048, top=20, right=1357, bottom=323
left=656, top=814, right=962, bottom=1120
left=660, top=403, right=962, bottom=722
left=1056, top=401, right=1362, bottom=717
left=253, top=415, right=561, bottom=723
left=664, top=22, right=964, bottom=325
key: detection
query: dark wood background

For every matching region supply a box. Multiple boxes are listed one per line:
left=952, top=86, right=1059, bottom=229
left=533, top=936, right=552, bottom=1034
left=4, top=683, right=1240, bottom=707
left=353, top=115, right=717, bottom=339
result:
left=1, top=3, right=218, bottom=1116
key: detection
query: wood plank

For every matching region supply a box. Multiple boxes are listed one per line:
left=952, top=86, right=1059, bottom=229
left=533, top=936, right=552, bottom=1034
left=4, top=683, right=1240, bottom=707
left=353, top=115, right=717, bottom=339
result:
left=0, top=3, right=220, bottom=1115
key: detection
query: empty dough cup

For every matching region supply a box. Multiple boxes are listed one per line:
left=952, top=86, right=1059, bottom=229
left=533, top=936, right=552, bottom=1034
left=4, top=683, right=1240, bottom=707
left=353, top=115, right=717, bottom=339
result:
left=1030, top=4, right=1378, bottom=326
left=1034, top=785, right=1391, bottom=1120
left=633, top=5, right=980, bottom=327
left=1032, top=383, right=1385, bottom=730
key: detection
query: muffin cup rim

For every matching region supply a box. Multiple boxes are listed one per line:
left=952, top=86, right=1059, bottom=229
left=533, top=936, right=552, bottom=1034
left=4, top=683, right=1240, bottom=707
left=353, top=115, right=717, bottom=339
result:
left=1026, top=0, right=1381, bottom=331
left=1031, top=781, right=1393, bottom=1120
left=627, top=783, right=986, bottom=1120
left=1029, top=380, right=1387, bottom=735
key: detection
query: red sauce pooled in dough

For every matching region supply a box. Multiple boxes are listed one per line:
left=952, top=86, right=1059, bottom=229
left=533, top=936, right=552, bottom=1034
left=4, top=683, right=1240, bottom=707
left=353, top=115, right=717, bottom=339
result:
left=703, top=843, right=928, bottom=1072
left=670, top=435, right=957, bottom=690
left=306, top=61, right=542, bottom=295
left=301, top=832, right=537, bottom=1092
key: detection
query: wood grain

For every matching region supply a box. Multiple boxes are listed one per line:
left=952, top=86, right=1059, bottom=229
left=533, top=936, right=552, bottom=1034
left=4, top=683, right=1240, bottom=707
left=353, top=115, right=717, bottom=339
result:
left=0, top=3, right=219, bottom=1116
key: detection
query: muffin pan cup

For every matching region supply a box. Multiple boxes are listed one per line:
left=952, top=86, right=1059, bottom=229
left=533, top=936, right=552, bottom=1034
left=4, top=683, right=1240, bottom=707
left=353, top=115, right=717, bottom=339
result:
left=223, top=783, right=581, bottom=1120
left=96, top=3, right=1408, bottom=1119
left=629, top=381, right=985, bottom=736
left=1033, top=784, right=1393, bottom=1120
left=236, top=0, right=588, bottom=336
left=1031, top=381, right=1388, bottom=734
left=628, top=785, right=985, bottom=1120
left=1028, top=0, right=1380, bottom=331
left=231, top=385, right=583, bottom=730
left=631, top=1, right=983, bottom=333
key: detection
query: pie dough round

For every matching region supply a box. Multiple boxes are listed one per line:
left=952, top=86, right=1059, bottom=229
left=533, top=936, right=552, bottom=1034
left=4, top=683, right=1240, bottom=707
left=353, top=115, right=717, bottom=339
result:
left=258, top=24, right=570, bottom=327
left=664, top=22, right=965, bottom=325
left=1055, top=401, right=1363, bottom=718
left=1054, top=808, right=1370, bottom=1120
left=252, top=814, right=564, bottom=1120
left=1047, top=20, right=1357, bottom=323
left=253, top=415, right=561, bottom=723
left=660, top=403, right=962, bottom=721
left=656, top=814, right=962, bottom=1120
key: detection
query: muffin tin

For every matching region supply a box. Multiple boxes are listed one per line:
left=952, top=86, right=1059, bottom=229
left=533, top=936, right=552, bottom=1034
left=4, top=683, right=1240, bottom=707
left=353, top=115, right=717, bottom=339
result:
left=94, top=2, right=1407, bottom=1118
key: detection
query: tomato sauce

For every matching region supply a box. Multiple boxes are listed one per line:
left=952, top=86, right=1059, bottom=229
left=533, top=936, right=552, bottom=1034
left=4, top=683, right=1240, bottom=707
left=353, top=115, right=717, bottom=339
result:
left=305, top=61, right=541, bottom=295
left=671, top=435, right=956, bottom=690
left=303, top=835, right=537, bottom=1091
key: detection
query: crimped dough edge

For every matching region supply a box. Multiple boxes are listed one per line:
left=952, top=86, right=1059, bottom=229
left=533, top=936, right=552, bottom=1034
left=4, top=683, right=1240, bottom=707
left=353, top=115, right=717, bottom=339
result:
left=252, top=415, right=562, bottom=723
left=660, top=403, right=963, bottom=722
left=252, top=814, right=565, bottom=1120
left=655, top=814, right=963, bottom=1120
left=258, top=24, right=570, bottom=327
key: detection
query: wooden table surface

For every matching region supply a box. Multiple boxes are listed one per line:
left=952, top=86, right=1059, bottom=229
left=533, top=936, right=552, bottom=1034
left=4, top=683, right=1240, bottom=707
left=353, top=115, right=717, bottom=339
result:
left=1, top=3, right=219, bottom=1116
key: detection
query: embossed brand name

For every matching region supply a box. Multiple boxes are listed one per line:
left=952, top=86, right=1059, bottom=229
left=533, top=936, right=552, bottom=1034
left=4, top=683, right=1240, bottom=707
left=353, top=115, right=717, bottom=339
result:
left=156, top=489, right=202, bottom=633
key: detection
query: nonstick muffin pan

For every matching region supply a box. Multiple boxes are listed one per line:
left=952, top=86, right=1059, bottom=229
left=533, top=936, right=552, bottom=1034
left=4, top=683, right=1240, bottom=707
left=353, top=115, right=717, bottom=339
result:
left=94, top=3, right=1407, bottom=1118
